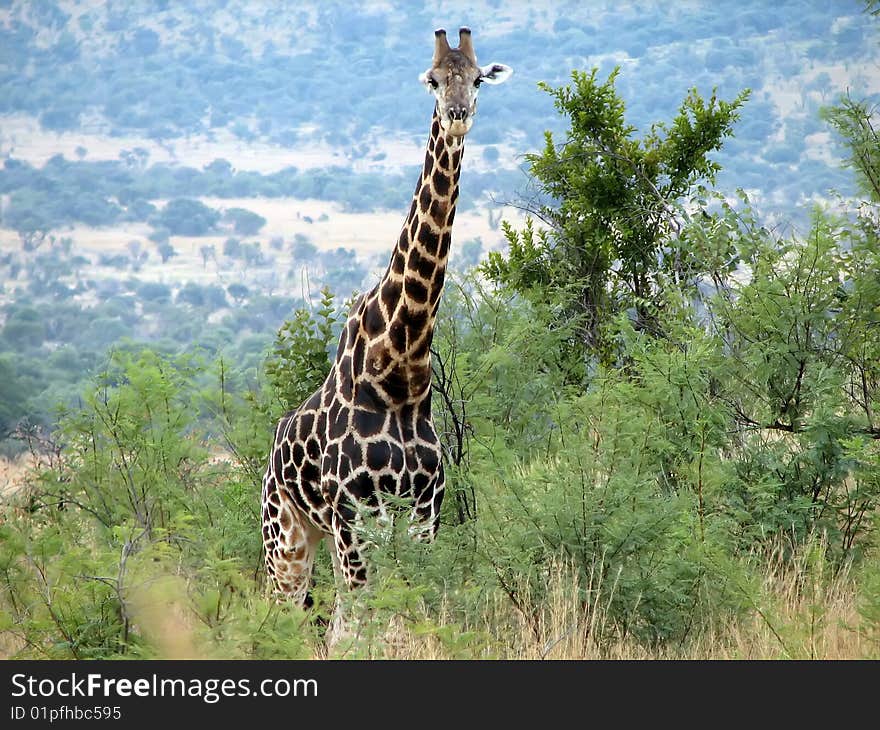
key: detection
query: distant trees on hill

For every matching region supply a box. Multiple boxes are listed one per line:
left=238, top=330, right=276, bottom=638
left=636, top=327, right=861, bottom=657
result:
left=0, top=153, right=500, bottom=239
left=0, top=0, right=873, bottom=222
left=152, top=198, right=220, bottom=236
left=223, top=207, right=267, bottom=235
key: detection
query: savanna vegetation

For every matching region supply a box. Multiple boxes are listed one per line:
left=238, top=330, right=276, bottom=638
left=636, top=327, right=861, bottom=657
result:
left=2, top=29, right=880, bottom=658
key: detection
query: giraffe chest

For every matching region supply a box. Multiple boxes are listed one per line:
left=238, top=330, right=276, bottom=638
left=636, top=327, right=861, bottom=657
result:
left=320, top=396, right=442, bottom=509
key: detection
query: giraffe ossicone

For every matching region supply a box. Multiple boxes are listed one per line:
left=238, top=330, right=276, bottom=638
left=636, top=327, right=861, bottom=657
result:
left=260, top=27, right=511, bottom=629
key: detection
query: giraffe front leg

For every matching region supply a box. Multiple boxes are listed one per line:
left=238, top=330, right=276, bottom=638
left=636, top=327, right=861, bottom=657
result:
left=409, top=466, right=446, bottom=543
left=330, top=505, right=370, bottom=591
left=326, top=505, right=370, bottom=651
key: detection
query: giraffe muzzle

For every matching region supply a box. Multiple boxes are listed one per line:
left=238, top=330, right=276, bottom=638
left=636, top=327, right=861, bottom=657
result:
left=443, top=107, right=472, bottom=137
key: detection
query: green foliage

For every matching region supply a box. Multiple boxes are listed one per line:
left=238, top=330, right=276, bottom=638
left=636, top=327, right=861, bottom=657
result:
left=0, top=349, right=314, bottom=658
left=821, top=93, right=879, bottom=203
left=705, top=207, right=880, bottom=558
left=483, top=68, right=747, bottom=361
left=151, top=198, right=221, bottom=236
left=0, top=356, right=31, bottom=435
left=223, top=207, right=267, bottom=236
left=265, top=286, right=343, bottom=413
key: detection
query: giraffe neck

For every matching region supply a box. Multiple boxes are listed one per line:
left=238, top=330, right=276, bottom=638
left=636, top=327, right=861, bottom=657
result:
left=386, top=105, right=463, bottom=324
left=352, top=106, right=463, bottom=404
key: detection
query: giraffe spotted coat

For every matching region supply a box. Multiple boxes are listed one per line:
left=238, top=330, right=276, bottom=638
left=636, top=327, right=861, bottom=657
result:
left=261, top=27, right=511, bottom=610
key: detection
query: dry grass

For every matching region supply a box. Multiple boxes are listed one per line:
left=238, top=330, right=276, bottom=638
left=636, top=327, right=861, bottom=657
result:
left=377, top=551, right=877, bottom=660
left=0, top=454, right=35, bottom=498
left=2, top=463, right=875, bottom=661
left=2, top=551, right=875, bottom=660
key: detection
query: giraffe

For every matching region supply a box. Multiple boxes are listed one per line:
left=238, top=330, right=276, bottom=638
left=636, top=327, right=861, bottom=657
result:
left=260, top=27, right=512, bottom=623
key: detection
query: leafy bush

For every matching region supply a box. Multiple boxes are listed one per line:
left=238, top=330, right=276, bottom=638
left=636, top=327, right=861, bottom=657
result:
left=0, top=350, right=315, bottom=658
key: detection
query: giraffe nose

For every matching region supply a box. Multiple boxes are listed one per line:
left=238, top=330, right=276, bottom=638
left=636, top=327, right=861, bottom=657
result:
left=448, top=106, right=468, bottom=122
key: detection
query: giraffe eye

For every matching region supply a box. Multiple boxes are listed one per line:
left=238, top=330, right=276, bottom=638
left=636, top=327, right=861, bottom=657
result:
left=474, top=78, right=482, bottom=88
left=429, top=77, right=439, bottom=89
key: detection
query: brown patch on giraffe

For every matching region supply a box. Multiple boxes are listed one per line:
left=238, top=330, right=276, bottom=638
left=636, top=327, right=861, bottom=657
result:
left=411, top=333, right=431, bottom=361
left=417, top=222, right=441, bottom=255
left=292, top=442, right=305, bottom=467
left=402, top=305, right=429, bottom=335
left=381, top=278, right=402, bottom=308
left=273, top=448, right=284, bottom=483
left=297, top=413, right=314, bottom=441
left=388, top=319, right=407, bottom=353
left=352, top=335, right=366, bottom=374
left=438, top=231, right=451, bottom=259
left=329, top=403, right=349, bottom=440
left=274, top=422, right=287, bottom=445
left=408, top=368, right=432, bottom=400
left=404, top=276, right=429, bottom=305
left=363, top=298, right=387, bottom=337
left=429, top=198, right=448, bottom=224
left=379, top=368, right=409, bottom=403
left=445, top=207, right=456, bottom=228
left=407, top=246, right=424, bottom=276
left=418, top=185, right=432, bottom=213
left=366, top=345, right=392, bottom=376
left=341, top=434, right=362, bottom=466
left=354, top=379, right=386, bottom=409
left=352, top=407, right=385, bottom=436
left=345, top=472, right=376, bottom=503
left=339, top=371, right=354, bottom=401
left=338, top=454, right=352, bottom=480
left=392, top=251, right=406, bottom=276
left=416, top=256, right=436, bottom=282
left=432, top=168, right=450, bottom=197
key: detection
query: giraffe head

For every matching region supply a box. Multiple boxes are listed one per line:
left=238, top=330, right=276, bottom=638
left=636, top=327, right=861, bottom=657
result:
left=419, top=27, right=512, bottom=138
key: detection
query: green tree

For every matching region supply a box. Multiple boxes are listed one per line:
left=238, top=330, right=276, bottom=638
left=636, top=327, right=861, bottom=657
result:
left=265, top=287, right=343, bottom=413
left=155, top=240, right=176, bottom=264
left=2, top=306, right=46, bottom=348
left=227, top=283, right=250, bottom=304
left=482, top=68, right=748, bottom=362
left=0, top=356, right=30, bottom=435
left=152, top=198, right=220, bottom=236
left=223, top=207, right=267, bottom=236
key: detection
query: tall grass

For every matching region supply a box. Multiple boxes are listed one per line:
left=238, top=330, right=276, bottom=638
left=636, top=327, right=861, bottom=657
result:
left=368, top=544, right=878, bottom=660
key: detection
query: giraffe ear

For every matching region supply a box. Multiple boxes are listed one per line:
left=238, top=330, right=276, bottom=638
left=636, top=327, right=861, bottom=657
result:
left=419, top=69, right=438, bottom=90
left=478, top=63, right=513, bottom=85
